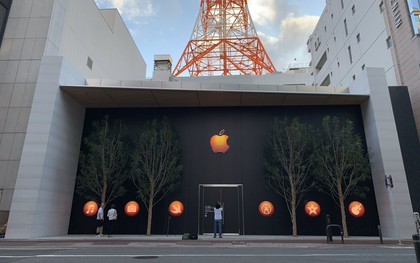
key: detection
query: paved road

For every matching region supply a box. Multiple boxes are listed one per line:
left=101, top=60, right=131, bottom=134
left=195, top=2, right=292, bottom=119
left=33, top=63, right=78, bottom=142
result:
left=0, top=241, right=416, bottom=263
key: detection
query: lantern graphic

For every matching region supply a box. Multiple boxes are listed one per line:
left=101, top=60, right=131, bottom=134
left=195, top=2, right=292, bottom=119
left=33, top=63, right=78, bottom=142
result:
left=259, top=201, right=274, bottom=217
left=124, top=201, right=140, bottom=216
left=305, top=201, right=321, bottom=217
left=169, top=201, right=184, bottom=217
left=83, top=201, right=98, bottom=216
left=348, top=201, right=365, bottom=217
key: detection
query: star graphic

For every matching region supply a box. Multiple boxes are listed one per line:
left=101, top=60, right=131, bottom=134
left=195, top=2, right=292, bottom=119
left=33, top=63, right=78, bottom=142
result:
left=307, top=204, right=319, bottom=215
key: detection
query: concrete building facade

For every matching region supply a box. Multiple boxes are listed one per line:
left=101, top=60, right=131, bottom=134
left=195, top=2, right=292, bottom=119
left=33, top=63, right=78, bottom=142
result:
left=0, top=0, right=146, bottom=237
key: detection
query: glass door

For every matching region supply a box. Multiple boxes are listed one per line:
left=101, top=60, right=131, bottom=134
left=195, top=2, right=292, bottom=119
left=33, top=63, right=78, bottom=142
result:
left=198, top=184, right=244, bottom=235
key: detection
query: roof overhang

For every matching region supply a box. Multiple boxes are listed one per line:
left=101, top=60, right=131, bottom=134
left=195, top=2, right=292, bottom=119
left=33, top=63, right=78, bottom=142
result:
left=61, top=85, right=369, bottom=108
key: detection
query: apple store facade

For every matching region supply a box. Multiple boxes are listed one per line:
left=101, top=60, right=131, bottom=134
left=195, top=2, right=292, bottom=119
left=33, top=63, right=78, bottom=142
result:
left=11, top=64, right=417, bottom=241
left=5, top=63, right=420, bottom=239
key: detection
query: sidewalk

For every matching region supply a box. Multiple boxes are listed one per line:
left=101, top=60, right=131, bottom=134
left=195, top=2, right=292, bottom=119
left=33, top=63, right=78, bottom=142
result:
left=0, top=234, right=412, bottom=246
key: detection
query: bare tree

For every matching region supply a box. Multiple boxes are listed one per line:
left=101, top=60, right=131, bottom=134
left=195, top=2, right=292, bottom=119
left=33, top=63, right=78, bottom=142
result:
left=265, top=117, right=316, bottom=236
left=131, top=117, right=182, bottom=235
left=315, top=116, right=371, bottom=237
left=76, top=115, right=128, bottom=206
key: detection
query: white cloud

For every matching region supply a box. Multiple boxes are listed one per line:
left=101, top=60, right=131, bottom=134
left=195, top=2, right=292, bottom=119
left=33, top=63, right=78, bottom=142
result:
left=248, top=0, right=276, bottom=26
left=247, top=0, right=319, bottom=71
left=259, top=15, right=319, bottom=71
left=94, top=0, right=155, bottom=24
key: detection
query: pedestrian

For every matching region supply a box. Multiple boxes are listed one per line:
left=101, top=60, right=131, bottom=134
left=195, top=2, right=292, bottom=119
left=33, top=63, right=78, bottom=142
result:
left=213, top=201, right=223, bottom=238
left=96, top=203, right=105, bottom=237
left=107, top=204, right=118, bottom=237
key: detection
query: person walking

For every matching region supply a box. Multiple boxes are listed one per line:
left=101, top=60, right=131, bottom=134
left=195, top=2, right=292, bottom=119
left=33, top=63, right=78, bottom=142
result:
left=213, top=201, right=223, bottom=238
left=107, top=204, right=118, bottom=237
left=96, top=203, right=105, bottom=237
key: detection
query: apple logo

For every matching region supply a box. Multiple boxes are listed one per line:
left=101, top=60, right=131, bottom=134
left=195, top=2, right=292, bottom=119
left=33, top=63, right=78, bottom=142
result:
left=210, top=129, right=230, bottom=153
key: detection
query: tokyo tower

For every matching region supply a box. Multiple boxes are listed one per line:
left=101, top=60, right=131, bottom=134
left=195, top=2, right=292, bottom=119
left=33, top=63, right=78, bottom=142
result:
left=172, top=0, right=277, bottom=76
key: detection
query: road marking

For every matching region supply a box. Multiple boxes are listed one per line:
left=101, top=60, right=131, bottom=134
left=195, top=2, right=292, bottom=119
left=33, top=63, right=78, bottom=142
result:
left=0, top=247, right=77, bottom=251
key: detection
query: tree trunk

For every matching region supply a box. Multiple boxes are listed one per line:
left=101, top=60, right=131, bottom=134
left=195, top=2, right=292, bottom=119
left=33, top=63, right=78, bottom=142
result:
left=338, top=184, right=348, bottom=237
left=146, top=196, right=154, bottom=236
left=291, top=189, right=297, bottom=237
left=101, top=175, right=107, bottom=205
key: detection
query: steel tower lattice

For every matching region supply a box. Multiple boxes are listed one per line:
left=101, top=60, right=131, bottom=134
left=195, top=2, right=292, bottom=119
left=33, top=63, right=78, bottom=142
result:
left=172, top=0, right=277, bottom=76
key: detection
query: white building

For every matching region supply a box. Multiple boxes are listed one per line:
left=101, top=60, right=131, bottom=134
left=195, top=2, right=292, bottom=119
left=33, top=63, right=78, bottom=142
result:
left=307, top=0, right=420, bottom=137
left=0, top=0, right=146, bottom=237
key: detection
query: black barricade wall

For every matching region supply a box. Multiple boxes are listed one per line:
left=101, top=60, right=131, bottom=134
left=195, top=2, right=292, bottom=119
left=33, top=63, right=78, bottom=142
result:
left=68, top=105, right=380, bottom=236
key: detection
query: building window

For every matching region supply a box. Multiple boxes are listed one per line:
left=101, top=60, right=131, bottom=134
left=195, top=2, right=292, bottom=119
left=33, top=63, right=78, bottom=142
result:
left=348, top=46, right=353, bottom=64
left=0, top=3, right=9, bottom=47
left=321, top=75, right=331, bottom=86
left=341, top=0, right=344, bottom=9
left=87, top=57, right=93, bottom=70
left=356, top=33, right=361, bottom=43
left=407, top=0, right=420, bottom=34
left=379, top=1, right=384, bottom=14
left=344, top=19, right=348, bottom=36
left=386, top=36, right=392, bottom=48
left=352, top=5, right=356, bottom=15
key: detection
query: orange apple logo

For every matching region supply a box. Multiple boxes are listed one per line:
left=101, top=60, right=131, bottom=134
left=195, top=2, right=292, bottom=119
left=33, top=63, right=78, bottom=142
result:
left=124, top=201, right=140, bottom=216
left=348, top=201, right=365, bottom=217
left=210, top=129, right=230, bottom=153
left=305, top=201, right=321, bottom=217
left=169, top=201, right=184, bottom=217
left=259, top=201, right=274, bottom=217
left=83, top=201, right=98, bottom=216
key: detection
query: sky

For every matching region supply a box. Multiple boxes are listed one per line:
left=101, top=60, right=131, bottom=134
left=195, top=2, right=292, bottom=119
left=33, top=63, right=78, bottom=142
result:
left=93, top=0, right=326, bottom=78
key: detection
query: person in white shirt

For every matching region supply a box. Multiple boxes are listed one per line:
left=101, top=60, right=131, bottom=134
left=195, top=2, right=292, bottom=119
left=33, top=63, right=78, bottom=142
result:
left=213, top=202, right=223, bottom=238
left=107, top=204, right=118, bottom=237
left=96, top=203, right=105, bottom=237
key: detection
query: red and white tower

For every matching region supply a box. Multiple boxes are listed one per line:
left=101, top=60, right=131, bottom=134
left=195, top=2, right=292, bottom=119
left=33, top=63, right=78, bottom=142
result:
left=172, top=0, right=277, bottom=76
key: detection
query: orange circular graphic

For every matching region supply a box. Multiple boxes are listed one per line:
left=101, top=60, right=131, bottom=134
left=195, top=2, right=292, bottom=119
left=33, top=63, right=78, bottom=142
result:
left=305, top=201, right=321, bottom=217
left=210, top=129, right=230, bottom=153
left=259, top=201, right=274, bottom=217
left=124, top=201, right=140, bottom=216
left=169, top=201, right=184, bottom=217
left=83, top=201, right=98, bottom=217
left=348, top=201, right=365, bottom=217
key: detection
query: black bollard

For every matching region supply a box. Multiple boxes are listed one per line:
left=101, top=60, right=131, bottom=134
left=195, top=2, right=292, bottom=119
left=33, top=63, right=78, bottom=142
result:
left=326, top=214, right=332, bottom=242
left=378, top=225, right=383, bottom=244
left=413, top=234, right=420, bottom=263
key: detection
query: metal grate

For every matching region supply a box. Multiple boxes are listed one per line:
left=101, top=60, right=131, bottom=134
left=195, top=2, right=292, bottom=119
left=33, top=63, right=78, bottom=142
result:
left=133, top=256, right=159, bottom=260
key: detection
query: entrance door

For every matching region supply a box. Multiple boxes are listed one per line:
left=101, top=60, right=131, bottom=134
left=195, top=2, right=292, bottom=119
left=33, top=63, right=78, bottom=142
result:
left=198, top=184, right=244, bottom=235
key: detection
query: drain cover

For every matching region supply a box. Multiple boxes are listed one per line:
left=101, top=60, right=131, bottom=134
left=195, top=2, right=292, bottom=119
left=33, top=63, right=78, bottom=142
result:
left=133, top=256, right=159, bottom=260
